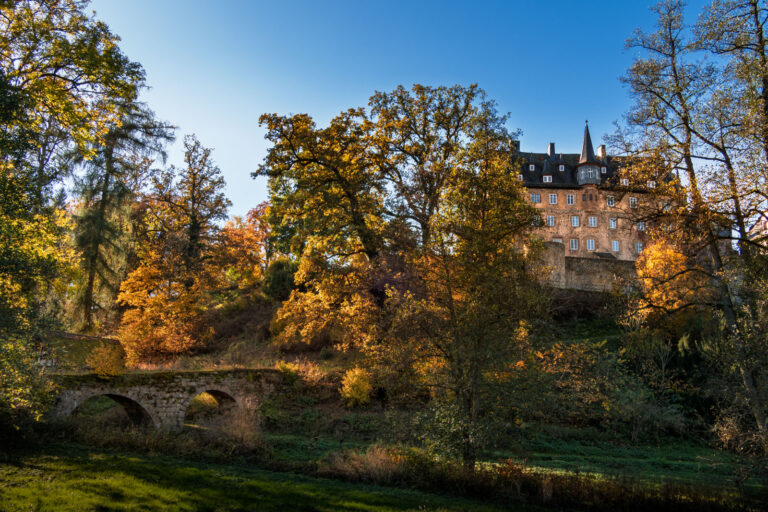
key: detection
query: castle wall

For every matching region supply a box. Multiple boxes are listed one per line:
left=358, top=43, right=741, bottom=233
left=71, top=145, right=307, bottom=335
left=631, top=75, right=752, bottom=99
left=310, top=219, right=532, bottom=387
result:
left=540, top=241, right=636, bottom=292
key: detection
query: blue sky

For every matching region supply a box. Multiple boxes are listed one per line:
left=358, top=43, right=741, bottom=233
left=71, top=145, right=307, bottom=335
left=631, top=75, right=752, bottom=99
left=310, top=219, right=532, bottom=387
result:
left=89, top=0, right=708, bottom=216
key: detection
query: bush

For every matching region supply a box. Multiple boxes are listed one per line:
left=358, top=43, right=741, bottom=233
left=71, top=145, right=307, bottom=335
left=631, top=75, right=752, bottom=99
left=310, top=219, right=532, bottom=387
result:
left=340, top=368, right=372, bottom=407
left=85, top=341, right=126, bottom=378
left=262, top=258, right=298, bottom=301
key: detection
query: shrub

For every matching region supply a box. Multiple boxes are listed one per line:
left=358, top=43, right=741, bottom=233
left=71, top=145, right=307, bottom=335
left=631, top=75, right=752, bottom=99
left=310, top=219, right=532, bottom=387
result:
left=319, top=445, right=405, bottom=485
left=340, top=368, right=372, bottom=407
left=262, top=258, right=298, bottom=301
left=85, top=341, right=126, bottom=378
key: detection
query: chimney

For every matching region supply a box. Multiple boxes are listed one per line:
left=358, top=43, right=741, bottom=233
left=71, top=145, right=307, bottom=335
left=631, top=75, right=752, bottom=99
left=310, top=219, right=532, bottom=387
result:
left=547, top=142, right=556, bottom=157
left=597, top=144, right=606, bottom=159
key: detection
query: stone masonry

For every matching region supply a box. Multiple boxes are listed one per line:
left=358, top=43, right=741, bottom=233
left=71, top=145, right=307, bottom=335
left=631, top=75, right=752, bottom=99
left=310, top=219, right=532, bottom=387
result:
left=51, top=369, right=282, bottom=432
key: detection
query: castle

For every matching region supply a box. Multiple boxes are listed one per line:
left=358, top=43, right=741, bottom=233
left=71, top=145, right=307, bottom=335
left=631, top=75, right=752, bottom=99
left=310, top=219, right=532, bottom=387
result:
left=519, top=123, right=651, bottom=290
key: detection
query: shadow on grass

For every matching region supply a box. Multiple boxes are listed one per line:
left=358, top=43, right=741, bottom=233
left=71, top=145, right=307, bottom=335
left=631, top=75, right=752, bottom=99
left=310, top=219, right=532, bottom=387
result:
left=0, top=446, right=529, bottom=512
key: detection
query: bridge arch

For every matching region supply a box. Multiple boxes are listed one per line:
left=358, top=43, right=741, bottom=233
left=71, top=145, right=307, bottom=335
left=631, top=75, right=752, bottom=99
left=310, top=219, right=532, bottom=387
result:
left=181, top=388, right=240, bottom=425
left=68, top=392, right=157, bottom=427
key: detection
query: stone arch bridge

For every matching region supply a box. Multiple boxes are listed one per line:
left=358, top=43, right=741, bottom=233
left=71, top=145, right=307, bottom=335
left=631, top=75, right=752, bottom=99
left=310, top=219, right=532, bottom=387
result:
left=51, top=369, right=282, bottom=432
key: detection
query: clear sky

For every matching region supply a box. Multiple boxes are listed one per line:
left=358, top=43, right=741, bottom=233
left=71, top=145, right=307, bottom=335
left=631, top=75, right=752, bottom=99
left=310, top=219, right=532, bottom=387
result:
left=89, top=0, right=708, bottom=217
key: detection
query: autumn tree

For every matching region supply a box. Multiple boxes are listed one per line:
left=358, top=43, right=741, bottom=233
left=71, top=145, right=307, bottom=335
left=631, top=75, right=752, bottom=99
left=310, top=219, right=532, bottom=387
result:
left=118, top=135, right=230, bottom=364
left=376, top=119, right=543, bottom=468
left=618, top=0, right=768, bottom=453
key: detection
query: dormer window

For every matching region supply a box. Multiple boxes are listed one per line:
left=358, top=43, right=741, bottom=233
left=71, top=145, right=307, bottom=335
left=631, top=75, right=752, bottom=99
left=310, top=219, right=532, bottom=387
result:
left=559, top=164, right=565, bottom=172
left=517, top=174, right=523, bottom=181
left=601, top=166, right=607, bottom=174
left=543, top=175, right=552, bottom=183
left=607, top=195, right=615, bottom=207
left=629, top=197, right=638, bottom=208
left=529, top=164, right=535, bottom=171
left=647, top=180, right=656, bottom=189
left=620, top=178, right=629, bottom=186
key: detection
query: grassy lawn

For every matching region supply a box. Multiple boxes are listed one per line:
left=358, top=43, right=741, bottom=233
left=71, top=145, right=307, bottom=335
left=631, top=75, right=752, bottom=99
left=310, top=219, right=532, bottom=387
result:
left=0, top=445, right=535, bottom=512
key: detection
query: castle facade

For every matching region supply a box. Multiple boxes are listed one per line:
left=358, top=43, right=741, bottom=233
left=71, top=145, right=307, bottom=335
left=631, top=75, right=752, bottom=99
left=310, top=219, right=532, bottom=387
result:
left=519, top=122, right=651, bottom=262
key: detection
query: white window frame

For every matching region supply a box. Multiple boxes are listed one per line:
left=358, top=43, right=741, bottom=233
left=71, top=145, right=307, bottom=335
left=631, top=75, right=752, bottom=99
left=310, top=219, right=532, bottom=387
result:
left=637, top=221, right=645, bottom=232
left=529, top=164, right=535, bottom=171
left=588, top=216, right=597, bottom=227
left=620, top=178, right=629, bottom=186
left=601, top=166, right=607, bottom=174
left=553, top=238, right=563, bottom=243
left=566, top=194, right=575, bottom=205
left=587, top=168, right=594, bottom=178
left=570, top=239, right=579, bottom=251
left=548, top=193, right=557, bottom=204
left=609, top=218, right=617, bottom=229
left=543, top=175, right=552, bottom=183
left=530, top=193, right=541, bottom=203
left=607, top=195, right=615, bottom=207
left=559, top=164, right=565, bottom=172
left=571, top=215, right=580, bottom=227
left=517, top=174, right=523, bottom=181
left=611, top=240, right=620, bottom=252
left=546, top=215, right=555, bottom=226
left=586, top=239, right=595, bottom=251
left=635, top=242, right=644, bottom=253
left=647, top=180, right=656, bottom=189
left=629, top=197, right=638, bottom=208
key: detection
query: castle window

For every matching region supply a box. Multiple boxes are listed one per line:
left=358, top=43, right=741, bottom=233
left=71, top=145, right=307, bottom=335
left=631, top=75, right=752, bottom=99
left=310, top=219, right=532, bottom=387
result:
left=548, top=194, right=557, bottom=205
left=570, top=239, right=579, bottom=251
left=609, top=218, right=617, bottom=229
left=621, top=178, right=629, bottom=186
left=543, top=175, right=552, bottom=183
left=559, top=164, right=565, bottom=172
left=529, top=164, right=535, bottom=171
left=611, top=240, right=620, bottom=252
left=629, top=197, right=638, bottom=208
left=647, top=180, right=656, bottom=189
left=530, top=193, right=541, bottom=203
left=588, top=216, right=597, bottom=227
left=607, top=195, right=615, bottom=207
left=567, top=194, right=575, bottom=205
left=635, top=242, right=644, bottom=253
left=586, top=239, right=595, bottom=251
left=601, top=166, right=607, bottom=174
left=587, top=168, right=594, bottom=178
left=517, top=174, right=523, bottom=181
left=571, top=215, right=580, bottom=227
left=532, top=214, right=542, bottom=226
left=637, top=221, right=645, bottom=231
left=546, top=215, right=555, bottom=226
left=553, top=237, right=563, bottom=243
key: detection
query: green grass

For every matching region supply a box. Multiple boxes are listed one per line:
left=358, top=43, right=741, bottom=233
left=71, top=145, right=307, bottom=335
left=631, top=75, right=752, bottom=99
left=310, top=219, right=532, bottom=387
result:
left=0, top=444, right=534, bottom=512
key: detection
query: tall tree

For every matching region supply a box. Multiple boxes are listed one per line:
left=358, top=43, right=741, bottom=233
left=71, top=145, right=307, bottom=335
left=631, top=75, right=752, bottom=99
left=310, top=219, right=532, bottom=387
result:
left=118, top=135, right=230, bottom=364
left=618, top=0, right=768, bottom=453
left=73, top=102, right=174, bottom=331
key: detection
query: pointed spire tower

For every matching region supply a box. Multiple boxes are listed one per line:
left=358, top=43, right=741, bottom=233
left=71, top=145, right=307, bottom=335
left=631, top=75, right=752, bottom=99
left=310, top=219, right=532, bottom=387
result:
left=576, top=120, right=601, bottom=185
left=579, top=120, right=596, bottom=164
